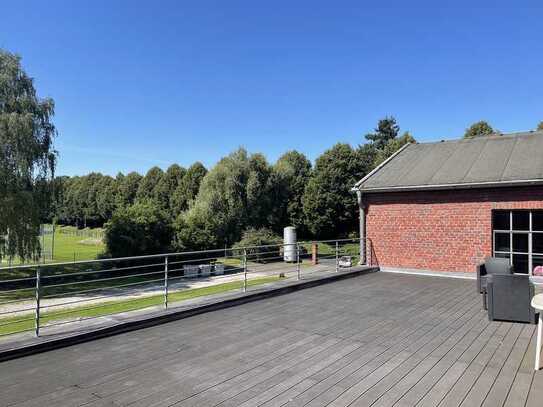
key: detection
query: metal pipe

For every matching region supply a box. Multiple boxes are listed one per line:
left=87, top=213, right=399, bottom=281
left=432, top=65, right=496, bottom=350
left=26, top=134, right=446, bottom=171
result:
left=357, top=190, right=366, bottom=265
left=243, top=249, right=247, bottom=293
left=35, top=266, right=41, bottom=337
left=41, top=261, right=165, bottom=279
left=43, top=270, right=165, bottom=289
left=335, top=241, right=339, bottom=273
left=296, top=243, right=301, bottom=280
left=164, top=256, right=169, bottom=309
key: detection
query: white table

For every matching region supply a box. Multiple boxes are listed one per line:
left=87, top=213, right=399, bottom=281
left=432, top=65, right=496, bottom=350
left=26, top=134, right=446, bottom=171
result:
left=532, top=294, right=543, bottom=371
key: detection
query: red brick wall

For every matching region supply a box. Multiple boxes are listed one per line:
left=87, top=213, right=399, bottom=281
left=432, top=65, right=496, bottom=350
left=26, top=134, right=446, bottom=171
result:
left=363, top=186, right=543, bottom=273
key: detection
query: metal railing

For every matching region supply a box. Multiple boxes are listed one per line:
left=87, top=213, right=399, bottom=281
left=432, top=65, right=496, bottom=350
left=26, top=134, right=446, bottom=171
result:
left=0, top=237, right=374, bottom=338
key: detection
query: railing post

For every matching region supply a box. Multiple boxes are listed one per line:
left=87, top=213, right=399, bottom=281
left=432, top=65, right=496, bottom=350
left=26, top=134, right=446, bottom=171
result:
left=164, top=256, right=169, bottom=309
left=369, top=239, right=372, bottom=266
left=243, top=249, right=247, bottom=293
left=296, top=243, right=301, bottom=280
left=35, top=266, right=41, bottom=337
left=335, top=241, right=339, bottom=273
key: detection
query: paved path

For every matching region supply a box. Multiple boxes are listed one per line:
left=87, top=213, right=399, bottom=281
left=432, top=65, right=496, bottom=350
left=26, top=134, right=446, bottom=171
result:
left=1, top=272, right=542, bottom=407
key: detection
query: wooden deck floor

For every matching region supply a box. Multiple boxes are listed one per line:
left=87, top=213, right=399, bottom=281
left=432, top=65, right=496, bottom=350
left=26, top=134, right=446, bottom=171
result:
left=1, top=272, right=542, bottom=407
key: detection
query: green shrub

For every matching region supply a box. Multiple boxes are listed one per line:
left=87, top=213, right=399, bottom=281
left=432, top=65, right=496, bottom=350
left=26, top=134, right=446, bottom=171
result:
left=233, top=228, right=282, bottom=263
left=104, top=200, right=172, bottom=258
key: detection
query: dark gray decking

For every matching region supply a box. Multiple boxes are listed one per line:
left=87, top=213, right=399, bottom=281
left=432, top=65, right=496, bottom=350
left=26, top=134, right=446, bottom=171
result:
left=1, top=272, right=542, bottom=407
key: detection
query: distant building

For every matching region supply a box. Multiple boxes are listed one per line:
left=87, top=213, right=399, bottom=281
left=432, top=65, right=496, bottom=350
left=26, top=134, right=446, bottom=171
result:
left=353, top=131, right=543, bottom=274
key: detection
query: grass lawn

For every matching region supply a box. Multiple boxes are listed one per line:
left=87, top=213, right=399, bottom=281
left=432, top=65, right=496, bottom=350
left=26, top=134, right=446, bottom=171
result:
left=0, top=226, right=105, bottom=269
left=0, top=275, right=281, bottom=337
left=50, top=230, right=104, bottom=262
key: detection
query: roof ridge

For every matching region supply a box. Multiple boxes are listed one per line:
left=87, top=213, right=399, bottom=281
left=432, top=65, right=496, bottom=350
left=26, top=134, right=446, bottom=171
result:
left=416, top=130, right=543, bottom=146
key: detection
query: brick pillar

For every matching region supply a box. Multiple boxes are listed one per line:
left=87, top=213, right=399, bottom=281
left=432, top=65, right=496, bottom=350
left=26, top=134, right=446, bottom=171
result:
left=312, top=243, right=318, bottom=265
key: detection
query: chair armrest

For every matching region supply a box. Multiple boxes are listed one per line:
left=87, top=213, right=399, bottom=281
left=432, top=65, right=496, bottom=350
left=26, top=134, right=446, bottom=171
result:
left=487, top=278, right=494, bottom=319
left=477, top=263, right=487, bottom=293
left=487, top=274, right=537, bottom=323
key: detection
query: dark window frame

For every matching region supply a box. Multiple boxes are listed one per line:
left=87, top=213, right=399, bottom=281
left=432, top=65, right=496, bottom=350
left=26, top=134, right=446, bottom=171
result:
left=492, top=210, right=543, bottom=274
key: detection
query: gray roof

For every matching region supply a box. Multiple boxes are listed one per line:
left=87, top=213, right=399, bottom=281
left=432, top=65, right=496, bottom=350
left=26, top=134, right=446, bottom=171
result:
left=355, top=131, right=543, bottom=192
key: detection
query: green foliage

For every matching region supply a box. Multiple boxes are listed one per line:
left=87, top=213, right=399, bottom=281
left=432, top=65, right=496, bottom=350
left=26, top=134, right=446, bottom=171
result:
left=234, top=227, right=282, bottom=248
left=537, top=121, right=543, bottom=131
left=365, top=116, right=400, bottom=150
left=55, top=173, right=117, bottom=227
left=104, top=200, right=172, bottom=258
left=233, top=227, right=282, bottom=262
left=116, top=171, right=142, bottom=208
left=50, top=163, right=207, bottom=233
left=271, top=151, right=312, bottom=235
left=464, top=120, right=496, bottom=138
left=154, top=164, right=186, bottom=214
left=136, top=166, right=164, bottom=202
left=302, top=144, right=369, bottom=239
left=0, top=50, right=57, bottom=261
left=171, top=162, right=207, bottom=217
left=173, top=149, right=274, bottom=250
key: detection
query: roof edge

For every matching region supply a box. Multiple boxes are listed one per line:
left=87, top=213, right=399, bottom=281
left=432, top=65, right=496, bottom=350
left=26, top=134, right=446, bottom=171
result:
left=353, top=142, right=413, bottom=190
left=357, top=178, right=543, bottom=194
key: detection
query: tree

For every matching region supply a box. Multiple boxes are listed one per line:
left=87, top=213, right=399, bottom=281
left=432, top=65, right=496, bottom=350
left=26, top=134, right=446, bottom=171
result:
left=464, top=121, right=495, bottom=138
left=537, top=121, right=543, bottom=131
left=116, top=171, right=142, bottom=208
left=361, top=116, right=416, bottom=169
left=47, top=176, right=68, bottom=224
left=136, top=166, right=164, bottom=202
left=173, top=148, right=274, bottom=251
left=154, top=164, right=186, bottom=214
left=246, top=153, right=274, bottom=228
left=0, top=50, right=57, bottom=260
left=82, top=173, right=104, bottom=227
left=95, top=175, right=117, bottom=222
left=103, top=200, right=172, bottom=258
left=302, top=144, right=369, bottom=238
left=171, top=162, right=207, bottom=217
left=232, top=227, right=282, bottom=263
left=365, top=116, right=400, bottom=150
left=270, top=151, right=312, bottom=235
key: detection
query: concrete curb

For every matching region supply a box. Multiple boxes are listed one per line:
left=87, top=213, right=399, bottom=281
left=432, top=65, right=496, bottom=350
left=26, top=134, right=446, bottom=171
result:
left=0, top=266, right=378, bottom=363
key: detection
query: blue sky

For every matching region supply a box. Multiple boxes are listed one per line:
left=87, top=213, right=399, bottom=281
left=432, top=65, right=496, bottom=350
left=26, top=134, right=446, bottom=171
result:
left=3, top=1, right=542, bottom=176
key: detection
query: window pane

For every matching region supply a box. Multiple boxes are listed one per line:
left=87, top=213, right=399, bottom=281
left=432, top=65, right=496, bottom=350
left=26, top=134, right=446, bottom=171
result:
left=495, top=252, right=511, bottom=262
left=533, top=233, right=543, bottom=254
left=493, top=211, right=510, bottom=230
left=494, top=233, right=510, bottom=252
left=512, top=233, right=529, bottom=253
left=512, top=211, right=529, bottom=230
left=513, top=254, right=529, bottom=274
left=533, top=212, right=543, bottom=232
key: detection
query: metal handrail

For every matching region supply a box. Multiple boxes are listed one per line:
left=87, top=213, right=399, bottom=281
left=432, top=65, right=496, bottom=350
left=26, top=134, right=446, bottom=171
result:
left=0, top=237, right=369, bottom=338
left=0, top=238, right=362, bottom=271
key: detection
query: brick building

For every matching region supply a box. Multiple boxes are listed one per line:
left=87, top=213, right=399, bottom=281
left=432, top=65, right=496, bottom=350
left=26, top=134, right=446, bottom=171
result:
left=353, top=131, right=543, bottom=274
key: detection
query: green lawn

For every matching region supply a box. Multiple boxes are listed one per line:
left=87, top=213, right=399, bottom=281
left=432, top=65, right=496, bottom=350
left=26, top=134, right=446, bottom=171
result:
left=50, top=229, right=104, bottom=262
left=0, top=226, right=105, bottom=268
left=0, top=275, right=281, bottom=337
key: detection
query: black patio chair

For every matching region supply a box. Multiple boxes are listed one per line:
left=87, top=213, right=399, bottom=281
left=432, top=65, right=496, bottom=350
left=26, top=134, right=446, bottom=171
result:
left=486, top=274, right=537, bottom=323
left=476, top=257, right=514, bottom=310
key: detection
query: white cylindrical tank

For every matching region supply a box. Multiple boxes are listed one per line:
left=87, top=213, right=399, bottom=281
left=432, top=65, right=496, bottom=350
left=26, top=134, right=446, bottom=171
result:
left=283, top=226, right=297, bottom=262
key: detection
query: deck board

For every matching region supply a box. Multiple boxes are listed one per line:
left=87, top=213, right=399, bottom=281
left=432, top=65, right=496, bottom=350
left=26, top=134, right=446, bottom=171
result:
left=0, top=272, right=541, bottom=407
